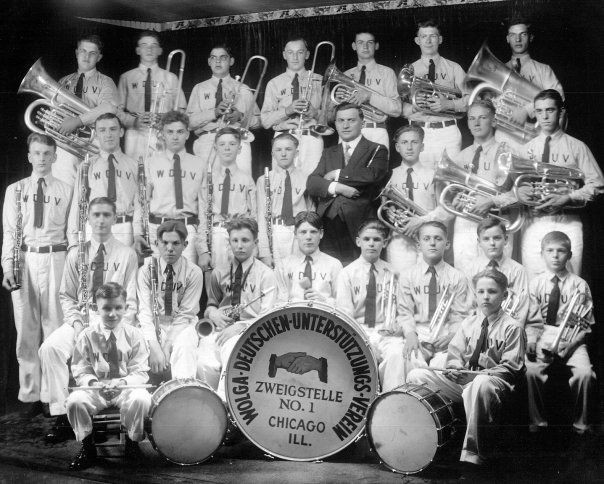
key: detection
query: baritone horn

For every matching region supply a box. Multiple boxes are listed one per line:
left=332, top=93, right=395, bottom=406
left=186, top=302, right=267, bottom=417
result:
left=434, top=151, right=525, bottom=233
left=467, top=43, right=541, bottom=143
left=377, top=183, right=427, bottom=234
left=397, top=64, right=465, bottom=119
left=325, top=62, right=388, bottom=123
left=19, top=58, right=99, bottom=159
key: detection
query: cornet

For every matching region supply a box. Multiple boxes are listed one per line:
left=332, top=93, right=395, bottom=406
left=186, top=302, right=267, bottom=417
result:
left=435, top=152, right=525, bottom=233
left=397, top=64, right=465, bottom=119
left=421, top=285, right=455, bottom=361
left=377, top=183, right=427, bottom=234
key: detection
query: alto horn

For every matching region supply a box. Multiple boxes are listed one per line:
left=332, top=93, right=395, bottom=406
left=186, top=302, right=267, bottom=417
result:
left=325, top=62, right=388, bottom=123
left=435, top=151, right=525, bottom=233
left=19, top=58, right=99, bottom=159
left=397, top=64, right=465, bottom=119
left=377, top=183, right=428, bottom=234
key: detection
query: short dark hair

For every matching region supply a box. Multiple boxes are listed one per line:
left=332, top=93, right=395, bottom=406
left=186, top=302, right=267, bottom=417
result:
left=284, top=37, right=309, bottom=50
left=335, top=102, right=364, bottom=120
left=27, top=133, right=56, bottom=151
left=418, top=220, right=448, bottom=238
left=294, top=211, right=323, bottom=231
left=507, top=16, right=532, bottom=33
left=354, top=31, right=377, bottom=42
left=226, top=216, right=258, bottom=239
left=78, top=34, right=103, bottom=54
left=271, top=132, right=299, bottom=148
left=88, top=196, right=116, bottom=214
left=95, top=281, right=127, bottom=301
left=215, top=126, right=242, bottom=143
left=469, top=99, right=496, bottom=116
left=393, top=124, right=425, bottom=142
left=161, top=110, right=189, bottom=129
left=541, top=231, right=571, bottom=251
left=157, top=220, right=188, bottom=243
left=473, top=269, right=508, bottom=292
left=209, top=43, right=233, bottom=58
left=534, top=89, right=564, bottom=110
left=417, top=19, right=441, bottom=36
left=357, top=218, right=389, bottom=239
left=95, top=113, right=123, bottom=129
left=477, top=217, right=507, bottom=237
left=137, top=30, right=161, bottom=45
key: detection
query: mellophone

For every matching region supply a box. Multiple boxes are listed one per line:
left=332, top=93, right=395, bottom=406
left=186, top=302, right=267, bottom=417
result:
left=133, top=302, right=456, bottom=474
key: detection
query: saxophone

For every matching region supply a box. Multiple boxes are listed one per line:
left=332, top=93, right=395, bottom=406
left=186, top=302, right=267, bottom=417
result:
left=78, top=156, right=91, bottom=327
left=137, top=157, right=151, bottom=247
left=264, top=167, right=275, bottom=263
left=12, top=183, right=23, bottom=291
left=149, top=256, right=162, bottom=344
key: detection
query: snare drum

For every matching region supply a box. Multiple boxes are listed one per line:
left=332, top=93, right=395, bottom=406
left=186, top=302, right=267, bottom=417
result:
left=367, top=383, right=456, bottom=474
left=225, top=302, right=379, bottom=461
left=147, top=379, right=228, bottom=465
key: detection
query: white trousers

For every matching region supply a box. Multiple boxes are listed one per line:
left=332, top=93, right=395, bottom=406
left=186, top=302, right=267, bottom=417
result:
left=418, top=124, right=461, bottom=170
left=52, top=148, right=79, bottom=186
left=365, top=328, right=406, bottom=392
left=193, top=134, right=252, bottom=178
left=520, top=213, right=582, bottom=280
left=209, top=226, right=232, bottom=270
left=12, top=251, right=65, bottom=402
left=268, top=224, right=296, bottom=268
left=273, top=132, right=323, bottom=176
left=407, top=369, right=512, bottom=465
left=66, top=388, right=152, bottom=442
left=386, top=234, right=420, bottom=275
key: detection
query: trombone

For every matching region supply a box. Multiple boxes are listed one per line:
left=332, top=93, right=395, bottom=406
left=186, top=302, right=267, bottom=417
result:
left=166, top=49, right=186, bottom=111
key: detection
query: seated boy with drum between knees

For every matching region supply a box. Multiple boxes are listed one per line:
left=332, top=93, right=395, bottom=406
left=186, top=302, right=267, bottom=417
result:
left=171, top=217, right=276, bottom=397
left=66, top=282, right=152, bottom=471
left=407, top=269, right=526, bottom=467
left=335, top=219, right=405, bottom=392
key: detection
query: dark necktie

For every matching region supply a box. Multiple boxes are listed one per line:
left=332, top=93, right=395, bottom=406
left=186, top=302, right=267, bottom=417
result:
left=304, top=256, right=313, bottom=287
left=75, top=73, right=85, bottom=99
left=232, top=263, right=243, bottom=306
left=469, top=317, right=489, bottom=370
left=281, top=171, right=294, bottom=225
left=358, top=65, right=366, bottom=86
left=221, top=168, right=231, bottom=216
left=92, top=243, right=105, bottom=303
left=34, top=178, right=45, bottom=228
left=428, top=265, right=438, bottom=320
left=107, top=331, right=120, bottom=379
left=292, top=73, right=299, bottom=101
left=471, top=145, right=482, bottom=174
left=514, top=58, right=521, bottom=73
left=365, top=264, right=377, bottom=327
left=215, top=78, right=223, bottom=107
left=173, top=154, right=183, bottom=210
left=406, top=167, right=414, bottom=201
left=541, top=136, right=551, bottom=164
left=164, top=264, right=174, bottom=316
left=144, top=68, right=152, bottom=112
left=428, top=59, right=436, bottom=82
left=107, top=154, right=117, bottom=202
left=546, top=276, right=560, bottom=326
left=488, top=259, right=499, bottom=269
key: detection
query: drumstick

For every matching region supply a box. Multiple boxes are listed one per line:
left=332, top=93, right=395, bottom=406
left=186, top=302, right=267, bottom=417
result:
left=69, top=384, right=155, bottom=391
left=430, top=368, right=487, bottom=375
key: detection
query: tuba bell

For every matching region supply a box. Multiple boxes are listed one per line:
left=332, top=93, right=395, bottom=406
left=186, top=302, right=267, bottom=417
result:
left=467, top=43, right=541, bottom=143
left=19, top=59, right=99, bottom=159
left=435, top=151, right=524, bottom=233
left=397, top=64, right=465, bottom=119
left=325, top=62, right=388, bottom=123
left=377, top=183, right=428, bottom=233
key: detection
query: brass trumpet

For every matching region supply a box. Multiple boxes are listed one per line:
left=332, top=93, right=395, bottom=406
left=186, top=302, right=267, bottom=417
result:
left=421, top=285, right=455, bottom=361
left=397, top=64, right=465, bottom=119
left=377, top=183, right=427, bottom=234
left=435, top=152, right=525, bottom=233
left=19, top=58, right=99, bottom=159
left=325, top=62, right=388, bottom=123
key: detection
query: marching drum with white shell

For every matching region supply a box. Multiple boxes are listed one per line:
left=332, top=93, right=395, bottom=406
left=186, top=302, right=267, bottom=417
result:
left=366, top=383, right=456, bottom=474
left=147, top=378, right=228, bottom=465
left=225, top=301, right=379, bottom=461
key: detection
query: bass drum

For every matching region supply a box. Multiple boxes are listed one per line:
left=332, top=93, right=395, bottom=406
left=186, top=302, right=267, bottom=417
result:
left=366, top=383, right=456, bottom=474
left=147, top=379, right=228, bottom=465
left=225, top=301, right=379, bottom=461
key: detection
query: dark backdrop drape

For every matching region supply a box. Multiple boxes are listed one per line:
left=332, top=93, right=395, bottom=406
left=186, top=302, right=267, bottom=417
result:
left=1, top=0, right=603, bottom=411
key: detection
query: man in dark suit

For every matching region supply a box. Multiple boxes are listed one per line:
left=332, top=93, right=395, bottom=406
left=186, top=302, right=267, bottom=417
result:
left=307, top=103, right=388, bottom=265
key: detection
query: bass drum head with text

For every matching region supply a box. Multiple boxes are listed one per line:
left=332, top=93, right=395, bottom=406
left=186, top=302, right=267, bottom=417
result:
left=226, top=302, right=379, bottom=461
left=148, top=379, right=228, bottom=465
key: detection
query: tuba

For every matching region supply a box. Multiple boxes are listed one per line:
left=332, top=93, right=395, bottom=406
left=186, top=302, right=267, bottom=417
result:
left=397, top=64, right=465, bottom=119
left=377, top=183, right=428, bottom=234
left=325, top=62, right=388, bottom=123
left=467, top=43, right=541, bottom=143
left=435, top=151, right=525, bottom=233
left=19, top=59, right=99, bottom=159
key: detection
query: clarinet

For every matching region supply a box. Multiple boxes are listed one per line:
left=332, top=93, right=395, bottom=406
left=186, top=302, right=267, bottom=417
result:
left=149, top=256, right=162, bottom=344
left=137, top=157, right=151, bottom=247
left=78, top=156, right=91, bottom=327
left=264, top=167, right=275, bottom=262
left=12, top=183, right=23, bottom=291
left=206, top=165, right=214, bottom=262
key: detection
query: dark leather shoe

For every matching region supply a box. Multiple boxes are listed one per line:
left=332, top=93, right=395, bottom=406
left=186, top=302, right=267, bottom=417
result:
left=45, top=415, right=75, bottom=444
left=20, top=401, right=44, bottom=419
left=69, top=439, right=97, bottom=471
left=125, top=436, right=144, bottom=461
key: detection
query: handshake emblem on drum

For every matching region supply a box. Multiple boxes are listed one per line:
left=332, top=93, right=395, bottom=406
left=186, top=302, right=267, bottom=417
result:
left=268, top=352, right=328, bottom=383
